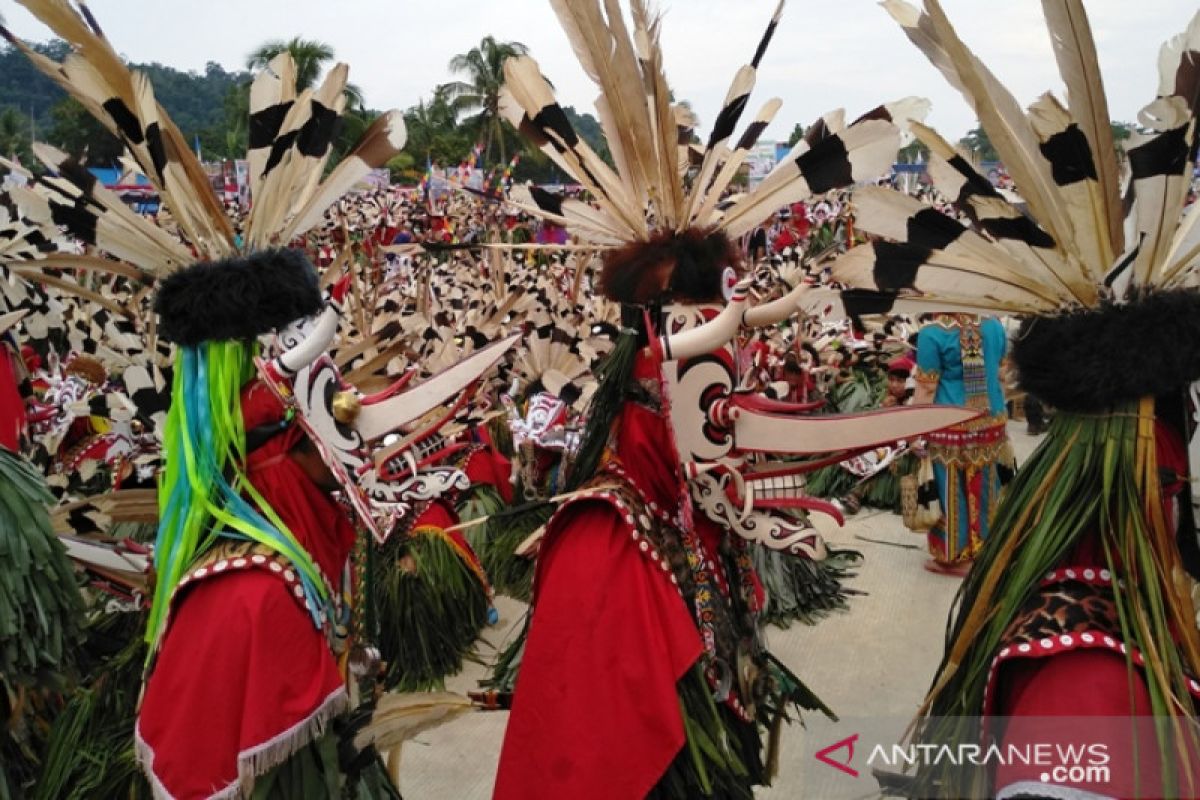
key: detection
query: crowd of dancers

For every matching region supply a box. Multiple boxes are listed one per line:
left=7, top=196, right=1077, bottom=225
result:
left=3, top=0, right=1200, bottom=798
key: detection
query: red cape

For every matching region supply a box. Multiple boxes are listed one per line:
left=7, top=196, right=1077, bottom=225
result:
left=496, top=363, right=706, bottom=799
left=136, top=567, right=348, bottom=799
left=990, top=420, right=1199, bottom=798
left=494, top=498, right=702, bottom=800
left=138, top=384, right=356, bottom=798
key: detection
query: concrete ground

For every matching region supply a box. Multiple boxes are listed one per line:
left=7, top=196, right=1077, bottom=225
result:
left=400, top=423, right=1043, bottom=798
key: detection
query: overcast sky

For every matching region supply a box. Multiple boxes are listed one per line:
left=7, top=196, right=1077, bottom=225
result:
left=4, top=0, right=1197, bottom=144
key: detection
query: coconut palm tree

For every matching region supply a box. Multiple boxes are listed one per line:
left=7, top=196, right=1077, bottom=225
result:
left=246, top=37, right=364, bottom=110
left=402, top=85, right=471, bottom=168
left=443, top=36, right=529, bottom=166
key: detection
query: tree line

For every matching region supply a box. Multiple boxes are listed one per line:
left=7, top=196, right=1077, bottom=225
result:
left=0, top=34, right=1137, bottom=186
left=0, top=35, right=607, bottom=184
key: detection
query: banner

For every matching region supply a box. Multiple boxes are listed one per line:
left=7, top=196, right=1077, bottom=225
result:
left=746, top=141, right=779, bottom=188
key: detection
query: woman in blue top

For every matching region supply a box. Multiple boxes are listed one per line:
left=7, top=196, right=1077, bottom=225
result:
left=914, top=313, right=1014, bottom=574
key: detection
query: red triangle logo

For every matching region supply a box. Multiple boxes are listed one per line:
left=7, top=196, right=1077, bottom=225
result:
left=815, top=733, right=860, bottom=778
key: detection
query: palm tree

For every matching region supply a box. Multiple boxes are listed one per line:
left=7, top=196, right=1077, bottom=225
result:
left=444, top=36, right=530, bottom=166
left=412, top=85, right=458, bottom=130
left=247, top=37, right=333, bottom=90
left=898, top=139, right=930, bottom=165
left=245, top=37, right=363, bottom=110
left=959, top=126, right=998, bottom=163
left=403, top=85, right=470, bottom=167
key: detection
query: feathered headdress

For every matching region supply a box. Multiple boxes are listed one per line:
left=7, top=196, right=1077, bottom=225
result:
left=498, top=0, right=923, bottom=303
left=498, top=1, right=994, bottom=574
left=814, top=3, right=1200, bottom=794
left=0, top=0, right=406, bottom=278
left=0, top=0, right=409, bottom=651
left=820, top=0, right=1200, bottom=409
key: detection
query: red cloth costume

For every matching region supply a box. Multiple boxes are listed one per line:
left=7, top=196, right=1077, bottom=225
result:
left=494, top=499, right=703, bottom=800
left=136, top=383, right=356, bottom=799
left=987, top=421, right=1200, bottom=799
left=0, top=343, right=26, bottom=452
left=408, top=498, right=490, bottom=591
left=461, top=431, right=514, bottom=505
left=496, top=355, right=764, bottom=799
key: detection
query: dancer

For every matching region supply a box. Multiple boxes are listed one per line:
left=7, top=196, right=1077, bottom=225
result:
left=827, top=2, right=1200, bottom=795
left=0, top=6, right=519, bottom=795
left=137, top=251, right=365, bottom=798
left=139, top=246, right=520, bottom=797
left=492, top=2, right=975, bottom=797
left=913, top=312, right=1012, bottom=573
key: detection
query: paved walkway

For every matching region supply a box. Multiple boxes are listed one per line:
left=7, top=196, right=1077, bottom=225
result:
left=400, top=423, right=1043, bottom=798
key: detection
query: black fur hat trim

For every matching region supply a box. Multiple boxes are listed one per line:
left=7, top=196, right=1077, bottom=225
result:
left=155, top=249, right=323, bottom=346
left=1014, top=289, right=1200, bottom=412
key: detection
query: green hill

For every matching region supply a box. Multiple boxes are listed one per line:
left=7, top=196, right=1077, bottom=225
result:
left=0, top=38, right=251, bottom=165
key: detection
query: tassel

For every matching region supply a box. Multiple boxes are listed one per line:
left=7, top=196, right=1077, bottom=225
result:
left=565, top=322, right=639, bottom=491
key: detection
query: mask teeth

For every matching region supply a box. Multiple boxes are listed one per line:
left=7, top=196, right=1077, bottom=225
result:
left=753, top=473, right=806, bottom=500
left=415, top=432, right=447, bottom=463
left=383, top=432, right=449, bottom=476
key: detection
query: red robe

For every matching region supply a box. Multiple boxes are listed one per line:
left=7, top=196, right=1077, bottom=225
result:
left=495, top=383, right=709, bottom=799
left=137, top=384, right=356, bottom=799
left=990, top=421, right=1200, bottom=799
left=461, top=434, right=514, bottom=505
left=494, top=500, right=703, bottom=799
left=0, top=343, right=26, bottom=452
